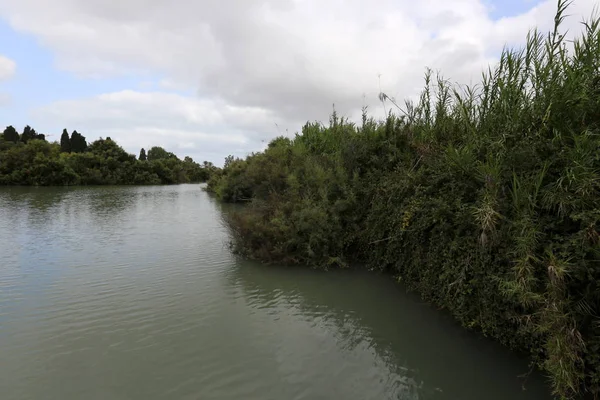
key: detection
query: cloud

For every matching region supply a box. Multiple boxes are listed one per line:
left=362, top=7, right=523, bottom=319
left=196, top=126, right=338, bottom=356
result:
left=31, top=90, right=293, bottom=163
left=0, top=93, right=11, bottom=107
left=2, top=0, right=598, bottom=163
left=0, top=55, right=16, bottom=81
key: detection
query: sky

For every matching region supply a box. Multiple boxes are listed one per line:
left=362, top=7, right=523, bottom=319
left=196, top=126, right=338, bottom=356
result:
left=0, top=0, right=598, bottom=166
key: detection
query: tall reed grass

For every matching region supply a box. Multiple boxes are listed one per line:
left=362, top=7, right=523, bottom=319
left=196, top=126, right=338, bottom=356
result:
left=208, top=2, right=600, bottom=397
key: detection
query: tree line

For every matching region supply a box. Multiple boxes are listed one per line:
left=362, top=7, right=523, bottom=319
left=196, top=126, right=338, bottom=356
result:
left=1, top=125, right=219, bottom=186
left=207, top=3, right=600, bottom=399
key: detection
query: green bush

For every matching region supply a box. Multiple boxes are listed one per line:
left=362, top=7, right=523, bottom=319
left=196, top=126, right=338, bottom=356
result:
left=209, top=3, right=600, bottom=398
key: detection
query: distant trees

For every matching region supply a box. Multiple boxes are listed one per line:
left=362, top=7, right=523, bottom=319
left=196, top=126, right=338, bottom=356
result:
left=87, top=137, right=136, bottom=162
left=223, top=155, right=235, bottom=168
left=60, top=129, right=71, bottom=153
left=2, top=126, right=19, bottom=143
left=0, top=125, right=219, bottom=186
left=147, top=146, right=177, bottom=161
left=2, top=125, right=45, bottom=143
left=70, top=130, right=88, bottom=153
left=21, top=125, right=36, bottom=143
left=58, top=129, right=87, bottom=153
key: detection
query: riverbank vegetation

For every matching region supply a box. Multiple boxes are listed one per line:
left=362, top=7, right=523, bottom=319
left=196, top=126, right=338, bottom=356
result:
left=208, top=2, right=600, bottom=399
left=0, top=127, right=218, bottom=185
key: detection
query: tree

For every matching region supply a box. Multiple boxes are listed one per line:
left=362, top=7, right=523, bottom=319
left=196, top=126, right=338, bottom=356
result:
left=60, top=129, right=71, bottom=153
left=88, top=138, right=135, bottom=162
left=224, top=155, right=235, bottom=168
left=147, top=146, right=177, bottom=161
left=2, top=125, right=19, bottom=143
left=70, top=130, right=87, bottom=153
left=21, top=125, right=35, bottom=144
left=0, top=123, right=218, bottom=185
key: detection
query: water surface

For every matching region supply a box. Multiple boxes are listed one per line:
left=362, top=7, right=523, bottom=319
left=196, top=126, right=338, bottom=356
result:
left=0, top=184, right=551, bottom=399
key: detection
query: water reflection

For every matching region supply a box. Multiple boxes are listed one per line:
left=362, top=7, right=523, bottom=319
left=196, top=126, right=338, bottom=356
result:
left=86, top=187, right=137, bottom=222
left=0, top=186, right=68, bottom=211
left=0, top=184, right=551, bottom=400
left=226, top=261, right=551, bottom=400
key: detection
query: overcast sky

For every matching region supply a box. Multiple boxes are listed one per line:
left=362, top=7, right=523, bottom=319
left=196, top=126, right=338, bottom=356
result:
left=0, top=0, right=597, bottom=165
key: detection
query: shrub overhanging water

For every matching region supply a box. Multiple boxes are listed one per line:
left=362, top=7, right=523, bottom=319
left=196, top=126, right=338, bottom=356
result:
left=208, top=2, right=600, bottom=398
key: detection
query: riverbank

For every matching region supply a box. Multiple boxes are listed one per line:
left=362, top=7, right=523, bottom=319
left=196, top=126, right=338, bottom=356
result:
left=0, top=132, right=219, bottom=185
left=207, top=3, right=600, bottom=399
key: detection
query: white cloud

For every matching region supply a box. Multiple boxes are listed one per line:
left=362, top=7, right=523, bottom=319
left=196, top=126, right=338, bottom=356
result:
left=0, top=55, right=16, bottom=81
left=1, top=0, right=598, bottom=163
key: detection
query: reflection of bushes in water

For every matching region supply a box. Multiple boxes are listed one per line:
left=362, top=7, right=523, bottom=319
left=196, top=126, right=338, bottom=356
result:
left=211, top=4, right=600, bottom=398
left=87, top=188, right=137, bottom=220
left=86, top=186, right=184, bottom=225
left=225, top=262, right=551, bottom=399
left=0, top=188, right=77, bottom=233
left=0, top=187, right=139, bottom=227
left=0, top=187, right=68, bottom=215
left=225, top=263, right=425, bottom=397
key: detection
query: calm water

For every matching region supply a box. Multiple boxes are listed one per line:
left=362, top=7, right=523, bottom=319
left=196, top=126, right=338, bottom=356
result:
left=0, top=184, right=551, bottom=400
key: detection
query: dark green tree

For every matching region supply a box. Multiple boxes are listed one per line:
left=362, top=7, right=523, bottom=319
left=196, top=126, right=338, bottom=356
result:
left=147, top=146, right=177, bottom=161
left=2, top=125, right=19, bottom=143
left=88, top=138, right=135, bottom=162
left=139, top=148, right=147, bottom=161
left=60, top=129, right=71, bottom=153
left=21, top=125, right=36, bottom=144
left=70, top=130, right=87, bottom=153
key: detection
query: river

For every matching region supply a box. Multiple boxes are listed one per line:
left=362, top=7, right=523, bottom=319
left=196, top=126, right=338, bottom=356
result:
left=0, top=184, right=551, bottom=400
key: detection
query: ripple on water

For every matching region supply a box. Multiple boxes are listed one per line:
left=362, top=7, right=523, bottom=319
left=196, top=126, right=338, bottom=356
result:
left=0, top=185, right=552, bottom=400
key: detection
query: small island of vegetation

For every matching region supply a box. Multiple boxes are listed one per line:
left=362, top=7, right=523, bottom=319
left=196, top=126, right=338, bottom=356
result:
left=207, top=2, right=600, bottom=399
left=0, top=126, right=219, bottom=185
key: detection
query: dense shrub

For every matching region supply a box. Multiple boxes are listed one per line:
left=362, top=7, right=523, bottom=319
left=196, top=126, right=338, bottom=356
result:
left=208, top=3, right=600, bottom=398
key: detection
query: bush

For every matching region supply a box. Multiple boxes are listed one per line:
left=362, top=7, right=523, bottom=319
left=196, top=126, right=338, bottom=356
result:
left=209, top=3, right=600, bottom=398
